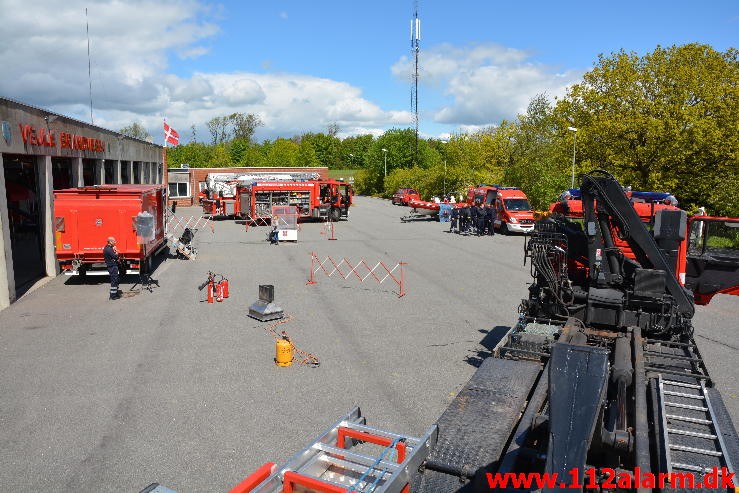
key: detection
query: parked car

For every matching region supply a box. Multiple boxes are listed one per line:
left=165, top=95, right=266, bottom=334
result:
left=392, top=188, right=421, bottom=205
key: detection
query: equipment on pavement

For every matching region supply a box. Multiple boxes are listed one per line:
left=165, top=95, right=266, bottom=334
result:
left=248, top=285, right=284, bottom=321
left=198, top=271, right=229, bottom=304
left=230, top=407, right=437, bottom=493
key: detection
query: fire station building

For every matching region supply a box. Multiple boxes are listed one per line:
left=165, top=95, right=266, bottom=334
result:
left=0, top=97, right=164, bottom=310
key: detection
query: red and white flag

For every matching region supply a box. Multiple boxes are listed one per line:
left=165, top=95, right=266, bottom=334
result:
left=163, top=120, right=179, bottom=146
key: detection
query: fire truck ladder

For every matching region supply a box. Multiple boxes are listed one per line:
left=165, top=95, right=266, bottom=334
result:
left=657, top=375, right=735, bottom=477
left=165, top=211, right=214, bottom=260
left=241, top=407, right=438, bottom=493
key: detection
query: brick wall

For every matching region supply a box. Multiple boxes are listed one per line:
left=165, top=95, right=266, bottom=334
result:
left=167, top=167, right=329, bottom=206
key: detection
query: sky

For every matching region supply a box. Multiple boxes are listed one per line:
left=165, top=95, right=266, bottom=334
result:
left=1, top=0, right=736, bottom=145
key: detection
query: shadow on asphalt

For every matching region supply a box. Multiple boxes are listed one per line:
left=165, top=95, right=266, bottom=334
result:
left=464, top=325, right=511, bottom=367
left=63, top=247, right=171, bottom=286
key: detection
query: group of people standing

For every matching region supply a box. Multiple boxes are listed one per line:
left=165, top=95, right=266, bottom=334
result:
left=449, top=202, right=497, bottom=236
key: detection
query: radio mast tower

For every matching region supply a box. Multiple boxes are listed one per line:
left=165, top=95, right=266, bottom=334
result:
left=411, top=2, right=420, bottom=166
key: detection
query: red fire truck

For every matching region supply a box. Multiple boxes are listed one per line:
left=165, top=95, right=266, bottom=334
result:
left=235, top=180, right=352, bottom=222
left=54, top=185, right=166, bottom=275
left=467, top=185, right=536, bottom=234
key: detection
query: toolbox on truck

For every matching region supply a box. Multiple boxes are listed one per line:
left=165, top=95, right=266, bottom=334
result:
left=53, top=185, right=166, bottom=275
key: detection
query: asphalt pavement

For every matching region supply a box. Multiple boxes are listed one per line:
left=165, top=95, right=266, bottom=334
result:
left=0, top=196, right=737, bottom=492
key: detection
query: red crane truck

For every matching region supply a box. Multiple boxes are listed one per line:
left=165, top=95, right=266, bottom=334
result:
left=53, top=185, right=166, bottom=276
left=549, top=187, right=739, bottom=305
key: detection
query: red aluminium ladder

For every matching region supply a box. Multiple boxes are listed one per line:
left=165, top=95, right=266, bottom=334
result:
left=230, top=407, right=438, bottom=493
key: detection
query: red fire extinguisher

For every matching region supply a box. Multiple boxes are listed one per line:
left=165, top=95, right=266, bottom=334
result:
left=221, top=277, right=229, bottom=298
left=216, top=279, right=224, bottom=302
left=207, top=279, right=214, bottom=304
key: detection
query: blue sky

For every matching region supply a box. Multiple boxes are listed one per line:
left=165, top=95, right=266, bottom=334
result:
left=1, top=0, right=736, bottom=144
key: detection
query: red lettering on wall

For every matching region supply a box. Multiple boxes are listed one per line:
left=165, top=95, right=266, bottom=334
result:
left=19, top=124, right=55, bottom=147
left=20, top=124, right=105, bottom=152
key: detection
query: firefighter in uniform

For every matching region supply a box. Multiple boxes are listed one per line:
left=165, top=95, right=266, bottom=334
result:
left=476, top=202, right=486, bottom=235
left=470, top=203, right=478, bottom=234
left=103, top=236, right=121, bottom=300
left=486, top=203, right=496, bottom=236
left=449, top=206, right=459, bottom=233
left=460, top=204, right=470, bottom=234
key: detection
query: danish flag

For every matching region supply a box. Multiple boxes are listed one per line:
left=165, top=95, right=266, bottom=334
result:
left=163, top=120, right=179, bottom=146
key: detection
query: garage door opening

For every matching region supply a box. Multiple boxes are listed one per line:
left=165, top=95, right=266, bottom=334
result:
left=3, top=154, right=45, bottom=297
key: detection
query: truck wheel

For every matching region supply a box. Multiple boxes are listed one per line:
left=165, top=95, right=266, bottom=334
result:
left=330, top=207, right=341, bottom=222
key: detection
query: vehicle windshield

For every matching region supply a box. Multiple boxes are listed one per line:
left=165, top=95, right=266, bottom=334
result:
left=689, top=219, right=739, bottom=257
left=504, top=198, right=531, bottom=211
left=396, top=188, right=416, bottom=194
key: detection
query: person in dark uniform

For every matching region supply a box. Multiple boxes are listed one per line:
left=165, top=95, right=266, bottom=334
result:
left=103, top=236, right=121, bottom=300
left=470, top=202, right=478, bottom=235
left=459, top=204, right=470, bottom=234
left=449, top=206, right=459, bottom=233
left=486, top=203, right=496, bottom=236
left=476, top=202, right=486, bottom=235
left=269, top=223, right=280, bottom=245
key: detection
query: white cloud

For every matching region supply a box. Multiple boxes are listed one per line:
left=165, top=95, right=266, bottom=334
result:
left=0, top=1, right=584, bottom=143
left=0, top=0, right=406, bottom=141
left=393, top=42, right=582, bottom=127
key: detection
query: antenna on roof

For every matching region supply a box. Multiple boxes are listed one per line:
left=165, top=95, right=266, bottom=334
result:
left=85, top=8, right=94, bottom=125
left=410, top=1, right=420, bottom=166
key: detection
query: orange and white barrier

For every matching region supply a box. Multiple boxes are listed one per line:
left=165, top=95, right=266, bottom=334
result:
left=306, top=252, right=406, bottom=297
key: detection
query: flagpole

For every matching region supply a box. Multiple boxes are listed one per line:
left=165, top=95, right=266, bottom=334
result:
left=163, top=118, right=168, bottom=168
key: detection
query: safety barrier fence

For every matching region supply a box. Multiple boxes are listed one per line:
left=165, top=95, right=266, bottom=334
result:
left=242, top=212, right=272, bottom=231
left=307, top=252, right=406, bottom=297
left=165, top=208, right=215, bottom=236
left=243, top=212, right=303, bottom=232
left=164, top=209, right=214, bottom=259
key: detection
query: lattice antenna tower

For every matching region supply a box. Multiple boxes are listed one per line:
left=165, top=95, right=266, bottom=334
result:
left=411, top=1, right=420, bottom=165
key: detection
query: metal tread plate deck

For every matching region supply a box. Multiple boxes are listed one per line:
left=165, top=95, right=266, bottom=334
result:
left=663, top=387, right=739, bottom=483
left=414, top=357, right=542, bottom=493
left=648, top=342, right=739, bottom=493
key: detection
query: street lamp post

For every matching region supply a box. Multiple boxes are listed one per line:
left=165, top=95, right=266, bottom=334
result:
left=440, top=139, right=448, bottom=198
left=443, top=159, right=447, bottom=198
left=568, top=127, right=578, bottom=189
left=382, top=148, right=388, bottom=177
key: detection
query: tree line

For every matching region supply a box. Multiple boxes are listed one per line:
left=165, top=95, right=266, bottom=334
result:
left=121, top=44, right=739, bottom=216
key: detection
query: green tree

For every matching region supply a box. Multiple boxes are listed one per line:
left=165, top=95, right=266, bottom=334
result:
left=207, top=116, right=231, bottom=144
left=231, top=113, right=263, bottom=142
left=297, top=140, right=320, bottom=166
left=229, top=138, right=250, bottom=165
left=302, top=132, right=342, bottom=168
left=341, top=134, right=374, bottom=168
left=265, top=138, right=300, bottom=166
left=119, top=122, right=151, bottom=141
left=167, top=142, right=212, bottom=168
left=555, top=44, right=739, bottom=215
left=507, top=95, right=570, bottom=209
